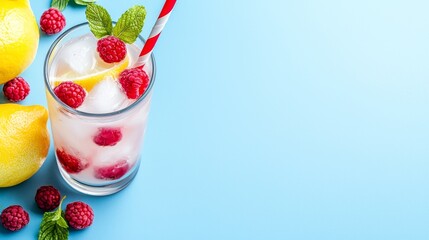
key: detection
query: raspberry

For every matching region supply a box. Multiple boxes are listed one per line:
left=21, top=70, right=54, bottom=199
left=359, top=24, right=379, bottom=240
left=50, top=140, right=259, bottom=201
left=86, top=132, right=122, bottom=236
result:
left=97, top=36, right=127, bottom=63
left=1, top=205, right=29, bottom=231
left=56, top=149, right=88, bottom=174
left=93, top=128, right=122, bottom=146
left=40, top=8, right=66, bottom=35
left=35, top=186, right=61, bottom=211
left=65, top=202, right=94, bottom=230
left=2, top=77, right=30, bottom=102
left=119, top=68, right=150, bottom=99
left=53, top=81, right=86, bottom=109
left=95, top=160, right=129, bottom=180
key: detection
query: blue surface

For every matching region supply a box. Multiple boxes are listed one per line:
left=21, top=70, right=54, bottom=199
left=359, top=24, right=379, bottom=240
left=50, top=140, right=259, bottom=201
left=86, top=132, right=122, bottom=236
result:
left=1, top=0, right=429, bottom=239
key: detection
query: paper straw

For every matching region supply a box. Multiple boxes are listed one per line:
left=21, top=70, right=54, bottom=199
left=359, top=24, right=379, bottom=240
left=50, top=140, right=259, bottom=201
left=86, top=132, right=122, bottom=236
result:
left=136, top=0, right=176, bottom=68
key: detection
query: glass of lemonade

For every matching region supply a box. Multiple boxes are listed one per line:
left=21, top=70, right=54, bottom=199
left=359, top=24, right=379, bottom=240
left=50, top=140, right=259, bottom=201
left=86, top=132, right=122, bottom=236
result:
left=44, top=22, right=155, bottom=196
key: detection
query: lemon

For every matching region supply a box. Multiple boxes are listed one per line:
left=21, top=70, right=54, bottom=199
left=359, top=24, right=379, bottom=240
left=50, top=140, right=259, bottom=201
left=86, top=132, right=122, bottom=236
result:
left=53, top=56, right=130, bottom=92
left=0, top=104, right=50, bottom=187
left=0, top=0, right=39, bottom=84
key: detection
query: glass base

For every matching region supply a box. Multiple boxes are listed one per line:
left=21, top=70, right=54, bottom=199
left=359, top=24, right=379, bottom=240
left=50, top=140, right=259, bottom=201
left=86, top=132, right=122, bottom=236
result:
left=58, top=162, right=140, bottom=196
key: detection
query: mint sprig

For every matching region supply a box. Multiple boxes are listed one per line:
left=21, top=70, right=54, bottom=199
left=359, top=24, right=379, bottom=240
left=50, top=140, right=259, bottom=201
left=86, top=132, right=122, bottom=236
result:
left=86, top=3, right=146, bottom=44
left=85, top=3, right=113, bottom=38
left=51, top=0, right=95, bottom=11
left=112, top=6, right=146, bottom=44
left=38, top=196, right=69, bottom=240
left=51, top=0, right=69, bottom=11
left=74, top=0, right=96, bottom=6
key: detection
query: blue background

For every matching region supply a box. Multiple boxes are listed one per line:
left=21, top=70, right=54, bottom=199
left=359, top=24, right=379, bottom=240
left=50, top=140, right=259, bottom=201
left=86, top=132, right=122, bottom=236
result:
left=1, top=0, right=429, bottom=239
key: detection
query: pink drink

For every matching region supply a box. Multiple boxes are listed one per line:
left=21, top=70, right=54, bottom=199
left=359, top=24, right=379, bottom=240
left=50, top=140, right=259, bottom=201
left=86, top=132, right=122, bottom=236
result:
left=44, top=23, right=155, bottom=195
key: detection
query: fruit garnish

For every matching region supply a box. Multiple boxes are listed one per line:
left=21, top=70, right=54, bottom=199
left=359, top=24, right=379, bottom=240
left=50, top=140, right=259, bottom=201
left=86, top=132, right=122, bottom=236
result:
left=38, top=196, right=69, bottom=240
left=3, top=77, right=30, bottom=102
left=93, top=127, right=122, bottom=146
left=0, top=104, right=49, bottom=187
left=40, top=8, right=66, bottom=35
left=53, top=55, right=130, bottom=92
left=56, top=148, right=89, bottom=174
left=53, top=81, right=86, bottom=109
left=95, top=160, right=129, bottom=180
left=35, top=186, right=62, bottom=211
left=1, top=205, right=30, bottom=231
left=97, top=36, right=127, bottom=63
left=45, top=0, right=96, bottom=35
left=85, top=3, right=146, bottom=63
left=65, top=201, right=94, bottom=230
left=119, top=67, right=150, bottom=99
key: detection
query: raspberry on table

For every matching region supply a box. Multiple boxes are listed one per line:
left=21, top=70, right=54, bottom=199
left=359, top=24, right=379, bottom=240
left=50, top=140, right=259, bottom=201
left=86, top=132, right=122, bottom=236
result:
left=53, top=81, right=86, bottom=109
left=2, top=77, right=30, bottom=102
left=119, top=67, right=150, bottom=99
left=40, top=8, right=66, bottom=35
left=97, top=36, right=127, bottom=63
left=95, top=160, right=129, bottom=180
left=56, top=148, right=88, bottom=174
left=65, top=201, right=94, bottom=230
left=0, top=205, right=30, bottom=231
left=35, top=186, right=61, bottom=211
left=93, top=128, right=122, bottom=146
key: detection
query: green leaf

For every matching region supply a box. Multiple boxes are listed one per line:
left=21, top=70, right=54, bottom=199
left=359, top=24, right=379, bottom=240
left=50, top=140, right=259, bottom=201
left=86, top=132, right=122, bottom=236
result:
left=74, top=0, right=96, bottom=6
left=39, top=221, right=69, bottom=240
left=85, top=3, right=113, bottom=39
left=38, top=211, right=69, bottom=240
left=38, top=196, right=69, bottom=240
left=112, top=5, right=146, bottom=44
left=57, top=216, right=68, bottom=229
left=51, top=0, right=70, bottom=11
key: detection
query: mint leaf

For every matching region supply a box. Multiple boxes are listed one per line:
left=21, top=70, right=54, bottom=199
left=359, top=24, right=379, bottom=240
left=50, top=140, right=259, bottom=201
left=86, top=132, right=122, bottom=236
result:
left=74, top=0, right=96, bottom=6
left=57, top=213, right=68, bottom=229
left=85, top=3, right=112, bottom=39
left=38, top=196, right=69, bottom=240
left=38, top=212, right=69, bottom=240
left=51, top=0, right=69, bottom=11
left=112, top=5, right=146, bottom=44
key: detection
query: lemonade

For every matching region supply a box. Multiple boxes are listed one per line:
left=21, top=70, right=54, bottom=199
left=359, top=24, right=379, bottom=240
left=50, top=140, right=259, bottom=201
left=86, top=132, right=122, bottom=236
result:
left=44, top=22, right=155, bottom=195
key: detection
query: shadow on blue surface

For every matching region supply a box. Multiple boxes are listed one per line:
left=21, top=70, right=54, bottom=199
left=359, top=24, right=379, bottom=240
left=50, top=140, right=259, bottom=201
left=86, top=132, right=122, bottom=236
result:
left=0, top=89, right=7, bottom=104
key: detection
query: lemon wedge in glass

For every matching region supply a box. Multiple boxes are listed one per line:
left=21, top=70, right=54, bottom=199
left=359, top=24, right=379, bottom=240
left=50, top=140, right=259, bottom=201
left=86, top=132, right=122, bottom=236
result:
left=53, top=56, right=129, bottom=92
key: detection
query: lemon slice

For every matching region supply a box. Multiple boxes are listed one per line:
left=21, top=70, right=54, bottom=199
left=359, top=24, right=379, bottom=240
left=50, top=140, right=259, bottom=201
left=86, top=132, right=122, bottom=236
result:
left=53, top=56, right=130, bottom=92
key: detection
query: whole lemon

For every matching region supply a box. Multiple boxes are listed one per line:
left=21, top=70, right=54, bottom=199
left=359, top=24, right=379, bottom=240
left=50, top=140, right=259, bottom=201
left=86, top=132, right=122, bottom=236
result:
left=0, top=0, right=39, bottom=84
left=0, top=104, right=50, bottom=187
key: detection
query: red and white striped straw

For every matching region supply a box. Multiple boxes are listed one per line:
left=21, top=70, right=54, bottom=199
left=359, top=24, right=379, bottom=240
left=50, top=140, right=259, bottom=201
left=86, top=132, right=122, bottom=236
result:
left=136, top=0, right=176, bottom=68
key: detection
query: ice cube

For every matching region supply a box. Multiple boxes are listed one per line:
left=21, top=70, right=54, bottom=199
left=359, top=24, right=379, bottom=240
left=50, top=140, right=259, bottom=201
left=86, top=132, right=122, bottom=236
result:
left=78, top=77, right=133, bottom=114
left=92, top=126, right=142, bottom=166
left=50, top=107, right=95, bottom=165
left=53, top=34, right=98, bottom=77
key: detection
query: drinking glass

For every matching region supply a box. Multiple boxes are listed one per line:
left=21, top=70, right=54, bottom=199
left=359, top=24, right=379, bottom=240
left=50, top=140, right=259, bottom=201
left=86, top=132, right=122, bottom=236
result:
left=44, top=22, right=156, bottom=196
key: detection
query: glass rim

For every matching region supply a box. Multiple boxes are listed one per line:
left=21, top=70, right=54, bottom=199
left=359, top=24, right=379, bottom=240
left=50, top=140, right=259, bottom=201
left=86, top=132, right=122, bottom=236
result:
left=43, top=22, right=156, bottom=118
